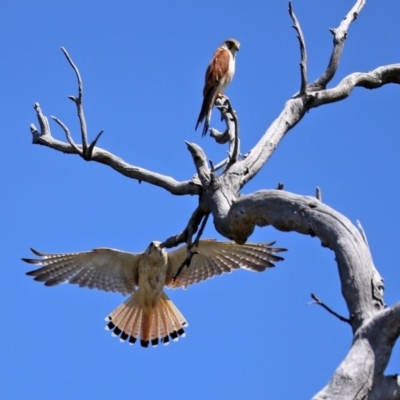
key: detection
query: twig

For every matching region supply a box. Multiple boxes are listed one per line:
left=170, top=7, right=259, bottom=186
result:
left=51, top=116, right=81, bottom=154
left=309, top=0, right=366, bottom=90
left=61, top=47, right=103, bottom=160
left=30, top=105, right=201, bottom=195
left=288, top=1, right=308, bottom=94
left=86, top=130, right=105, bottom=159
left=30, top=103, right=51, bottom=141
left=60, top=48, right=87, bottom=151
left=316, top=186, right=322, bottom=201
left=309, top=293, right=351, bottom=324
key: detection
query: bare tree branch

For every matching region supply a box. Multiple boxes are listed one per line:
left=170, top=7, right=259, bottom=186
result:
left=30, top=103, right=50, bottom=140
left=288, top=1, right=307, bottom=94
left=310, top=0, right=366, bottom=89
left=185, top=142, right=211, bottom=188
left=60, top=47, right=92, bottom=158
left=209, top=96, right=240, bottom=169
left=51, top=115, right=81, bottom=154
left=30, top=103, right=201, bottom=196
left=314, top=303, right=400, bottom=399
left=224, top=98, right=240, bottom=168
left=316, top=186, right=322, bottom=201
left=310, top=65, right=400, bottom=107
left=310, top=293, right=351, bottom=324
left=225, top=63, right=400, bottom=192
left=29, top=40, right=400, bottom=205
left=215, top=190, right=384, bottom=331
left=224, top=0, right=378, bottom=188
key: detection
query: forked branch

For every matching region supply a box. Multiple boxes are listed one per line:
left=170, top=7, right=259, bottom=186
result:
left=29, top=51, right=202, bottom=196
left=231, top=1, right=398, bottom=188
left=310, top=0, right=366, bottom=89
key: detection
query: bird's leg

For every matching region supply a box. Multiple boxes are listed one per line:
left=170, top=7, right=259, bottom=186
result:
left=173, top=249, right=198, bottom=280
left=192, top=213, right=209, bottom=247
left=173, top=214, right=209, bottom=281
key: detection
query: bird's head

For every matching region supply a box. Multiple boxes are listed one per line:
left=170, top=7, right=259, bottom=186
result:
left=223, top=38, right=240, bottom=55
left=145, top=241, right=164, bottom=257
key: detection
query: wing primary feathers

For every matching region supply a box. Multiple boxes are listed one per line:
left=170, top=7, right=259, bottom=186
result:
left=166, top=240, right=286, bottom=289
left=22, top=248, right=137, bottom=294
left=30, top=248, right=49, bottom=257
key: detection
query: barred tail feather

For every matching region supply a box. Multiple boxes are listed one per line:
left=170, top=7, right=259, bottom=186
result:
left=162, top=295, right=187, bottom=338
left=105, top=291, right=187, bottom=348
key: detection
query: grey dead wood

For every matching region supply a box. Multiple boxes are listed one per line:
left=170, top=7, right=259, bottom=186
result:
left=28, top=0, right=400, bottom=398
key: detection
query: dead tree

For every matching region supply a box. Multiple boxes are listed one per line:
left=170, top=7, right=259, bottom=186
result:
left=29, top=1, right=400, bottom=398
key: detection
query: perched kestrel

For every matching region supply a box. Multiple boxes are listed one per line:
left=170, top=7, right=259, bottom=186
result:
left=23, top=239, right=284, bottom=348
left=195, top=38, right=240, bottom=137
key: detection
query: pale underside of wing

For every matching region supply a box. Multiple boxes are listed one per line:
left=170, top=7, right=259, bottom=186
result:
left=165, top=240, right=286, bottom=289
left=23, top=248, right=140, bottom=295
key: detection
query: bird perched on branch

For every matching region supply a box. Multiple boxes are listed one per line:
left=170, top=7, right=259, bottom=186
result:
left=23, top=239, right=284, bottom=348
left=195, top=38, right=240, bottom=137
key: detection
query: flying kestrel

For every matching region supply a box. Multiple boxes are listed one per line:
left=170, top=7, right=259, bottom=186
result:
left=195, top=38, right=240, bottom=137
left=23, top=239, right=284, bottom=348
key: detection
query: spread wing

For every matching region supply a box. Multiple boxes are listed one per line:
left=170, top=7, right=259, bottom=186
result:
left=165, top=240, right=286, bottom=289
left=23, top=248, right=141, bottom=295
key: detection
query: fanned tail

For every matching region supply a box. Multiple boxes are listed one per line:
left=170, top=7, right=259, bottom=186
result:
left=105, top=291, right=187, bottom=348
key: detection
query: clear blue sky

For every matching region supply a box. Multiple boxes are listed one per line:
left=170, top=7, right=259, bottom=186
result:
left=2, top=1, right=399, bottom=399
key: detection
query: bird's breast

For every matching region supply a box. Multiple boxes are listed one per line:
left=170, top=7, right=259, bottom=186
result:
left=220, top=54, right=235, bottom=91
left=137, top=256, right=167, bottom=308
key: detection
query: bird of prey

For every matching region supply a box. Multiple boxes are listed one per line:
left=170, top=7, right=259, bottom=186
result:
left=23, top=239, right=285, bottom=348
left=195, top=38, right=240, bottom=137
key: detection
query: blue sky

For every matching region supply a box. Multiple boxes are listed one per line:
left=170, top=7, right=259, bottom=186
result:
left=2, top=1, right=400, bottom=399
